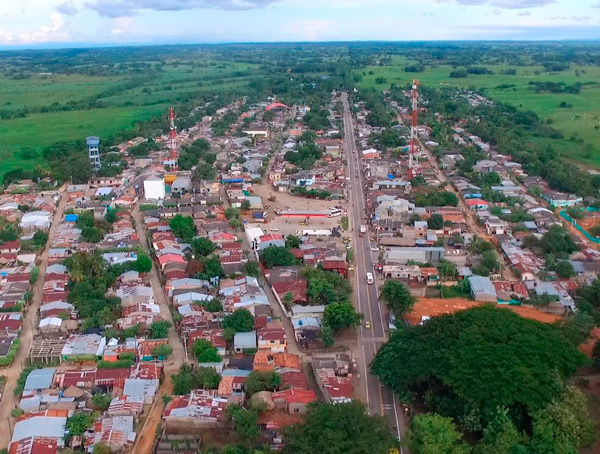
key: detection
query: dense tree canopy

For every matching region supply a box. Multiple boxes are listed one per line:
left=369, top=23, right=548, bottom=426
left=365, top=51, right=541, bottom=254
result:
left=301, top=268, right=352, bottom=305
left=191, top=237, right=216, bottom=257
left=149, top=320, right=171, bottom=339
left=372, top=306, right=586, bottom=429
left=245, top=371, right=281, bottom=396
left=540, top=225, right=578, bottom=256
left=169, top=214, right=195, bottom=242
left=414, top=191, right=459, bottom=207
left=407, top=414, right=469, bottom=454
left=427, top=213, right=444, bottom=230
left=323, top=302, right=362, bottom=331
left=133, top=254, right=152, bottom=273
left=261, top=246, right=296, bottom=269
left=222, top=308, right=254, bottom=333
left=283, top=401, right=398, bottom=454
left=193, top=339, right=222, bottom=363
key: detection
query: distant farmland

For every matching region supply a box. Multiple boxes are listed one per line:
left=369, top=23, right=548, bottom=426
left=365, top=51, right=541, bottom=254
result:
left=355, top=57, right=600, bottom=168
left=0, top=58, right=257, bottom=178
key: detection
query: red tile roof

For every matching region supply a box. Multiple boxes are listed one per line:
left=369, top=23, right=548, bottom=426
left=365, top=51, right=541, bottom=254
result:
left=272, top=280, right=307, bottom=304
left=95, top=368, right=130, bottom=388
left=138, top=339, right=168, bottom=357
left=272, top=388, right=316, bottom=405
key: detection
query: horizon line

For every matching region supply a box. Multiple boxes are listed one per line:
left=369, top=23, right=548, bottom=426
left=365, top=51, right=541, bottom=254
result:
left=1, top=37, right=599, bottom=53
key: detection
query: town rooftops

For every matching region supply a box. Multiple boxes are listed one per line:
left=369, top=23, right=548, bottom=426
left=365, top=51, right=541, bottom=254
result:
left=163, top=390, right=227, bottom=420
left=11, top=410, right=68, bottom=446
left=61, top=334, right=106, bottom=357
left=24, top=368, right=56, bottom=392
left=468, top=276, right=498, bottom=298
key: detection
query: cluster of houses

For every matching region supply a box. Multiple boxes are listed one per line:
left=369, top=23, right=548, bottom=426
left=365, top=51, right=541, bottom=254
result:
left=4, top=96, right=366, bottom=454
left=11, top=339, right=166, bottom=453
left=345, top=88, right=600, bottom=318
left=0, top=191, right=60, bottom=366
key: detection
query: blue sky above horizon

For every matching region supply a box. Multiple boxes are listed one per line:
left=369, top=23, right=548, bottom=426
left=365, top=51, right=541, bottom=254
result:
left=0, top=0, right=599, bottom=48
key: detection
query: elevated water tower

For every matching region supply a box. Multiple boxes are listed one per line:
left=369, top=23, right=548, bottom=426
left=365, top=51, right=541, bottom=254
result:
left=87, top=136, right=101, bottom=171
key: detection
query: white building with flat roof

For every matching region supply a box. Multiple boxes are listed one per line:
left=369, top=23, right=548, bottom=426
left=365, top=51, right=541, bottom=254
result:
left=143, top=176, right=165, bottom=200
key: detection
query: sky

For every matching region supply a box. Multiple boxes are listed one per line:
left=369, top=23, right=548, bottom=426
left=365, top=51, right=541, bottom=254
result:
left=0, top=0, right=599, bottom=48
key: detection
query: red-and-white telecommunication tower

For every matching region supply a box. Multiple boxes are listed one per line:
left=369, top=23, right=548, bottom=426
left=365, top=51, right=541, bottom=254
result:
left=408, top=79, right=419, bottom=179
left=169, top=106, right=178, bottom=162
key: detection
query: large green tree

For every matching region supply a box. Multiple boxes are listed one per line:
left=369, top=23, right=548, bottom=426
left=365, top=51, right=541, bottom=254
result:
left=228, top=405, right=260, bottom=440
left=541, top=226, right=578, bottom=256
left=323, top=302, right=362, bottom=331
left=222, top=308, right=254, bottom=333
left=302, top=268, right=352, bottom=305
left=406, top=414, right=469, bottom=454
left=192, top=237, right=216, bottom=257
left=149, top=320, right=171, bottom=339
left=283, top=401, right=397, bottom=454
left=169, top=214, right=195, bottom=242
left=198, top=255, right=224, bottom=280
left=372, top=306, right=586, bottom=428
left=193, top=339, right=222, bottom=363
left=133, top=254, right=152, bottom=273
left=475, top=407, right=523, bottom=454
left=261, top=246, right=296, bottom=268
left=379, top=281, right=416, bottom=317
left=529, top=386, right=595, bottom=454
left=245, top=371, right=281, bottom=396
left=427, top=213, right=444, bottom=230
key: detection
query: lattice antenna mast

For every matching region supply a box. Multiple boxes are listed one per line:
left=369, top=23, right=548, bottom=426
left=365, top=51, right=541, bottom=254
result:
left=169, top=106, right=177, bottom=161
left=408, top=79, right=419, bottom=178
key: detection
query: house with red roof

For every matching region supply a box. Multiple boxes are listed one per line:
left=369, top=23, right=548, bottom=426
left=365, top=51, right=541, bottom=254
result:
left=272, top=280, right=308, bottom=305
left=9, top=436, right=59, bottom=454
left=0, top=313, right=22, bottom=333
left=95, top=368, right=130, bottom=390
left=0, top=241, right=21, bottom=254
left=322, top=259, right=348, bottom=277
left=257, top=320, right=287, bottom=353
left=255, top=234, right=285, bottom=251
left=272, top=389, right=316, bottom=414
left=163, top=390, right=228, bottom=431
left=157, top=253, right=187, bottom=270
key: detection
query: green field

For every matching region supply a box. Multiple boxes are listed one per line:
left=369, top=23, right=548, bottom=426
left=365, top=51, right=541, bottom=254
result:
left=0, top=58, right=258, bottom=178
left=0, top=105, right=168, bottom=174
left=355, top=56, right=600, bottom=167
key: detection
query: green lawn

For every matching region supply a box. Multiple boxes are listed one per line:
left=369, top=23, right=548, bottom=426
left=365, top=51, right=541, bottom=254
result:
left=355, top=57, right=600, bottom=167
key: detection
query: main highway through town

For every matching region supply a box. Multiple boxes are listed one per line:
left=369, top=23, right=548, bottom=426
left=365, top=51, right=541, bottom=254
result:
left=342, top=92, right=409, bottom=451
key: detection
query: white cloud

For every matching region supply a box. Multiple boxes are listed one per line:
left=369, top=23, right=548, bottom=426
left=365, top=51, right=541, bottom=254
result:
left=84, top=0, right=280, bottom=17
left=0, top=13, right=74, bottom=44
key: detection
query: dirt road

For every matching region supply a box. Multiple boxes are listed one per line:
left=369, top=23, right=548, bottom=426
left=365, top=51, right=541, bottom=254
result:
left=0, top=187, right=68, bottom=449
left=131, top=204, right=186, bottom=454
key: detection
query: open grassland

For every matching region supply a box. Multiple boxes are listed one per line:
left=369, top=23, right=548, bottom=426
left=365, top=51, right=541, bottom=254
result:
left=0, top=73, right=124, bottom=111
left=0, top=59, right=257, bottom=178
left=356, top=57, right=600, bottom=167
left=0, top=104, right=167, bottom=175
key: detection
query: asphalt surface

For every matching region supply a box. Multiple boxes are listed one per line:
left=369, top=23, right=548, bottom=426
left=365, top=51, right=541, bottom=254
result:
left=342, top=92, right=408, bottom=449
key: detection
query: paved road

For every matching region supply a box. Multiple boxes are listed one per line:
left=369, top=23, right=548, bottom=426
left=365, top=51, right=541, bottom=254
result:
left=342, top=93, right=408, bottom=449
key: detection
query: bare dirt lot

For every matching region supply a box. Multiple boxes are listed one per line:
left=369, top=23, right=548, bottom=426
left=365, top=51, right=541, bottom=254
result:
left=250, top=184, right=349, bottom=237
left=407, top=297, right=562, bottom=325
